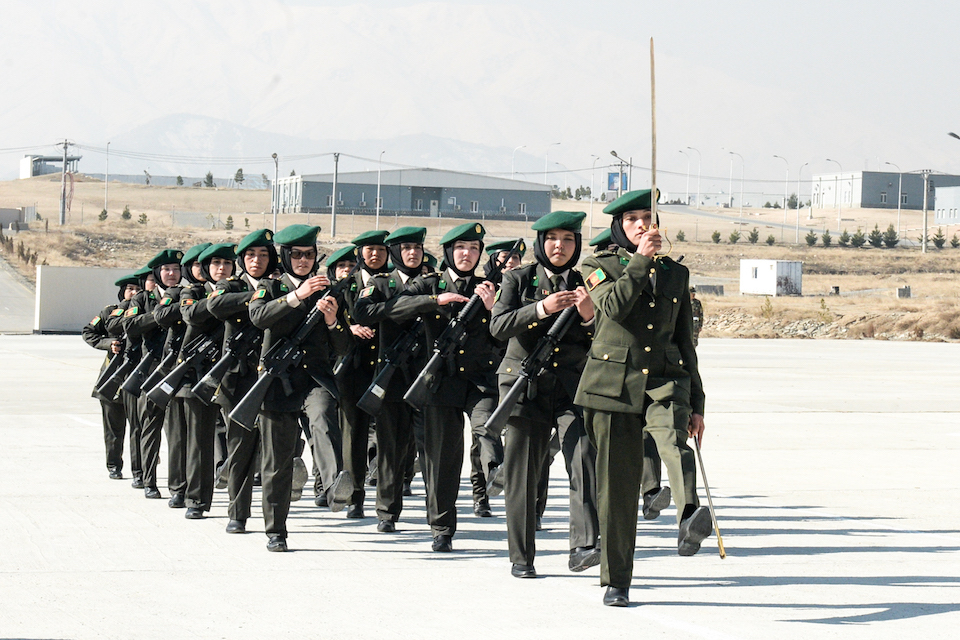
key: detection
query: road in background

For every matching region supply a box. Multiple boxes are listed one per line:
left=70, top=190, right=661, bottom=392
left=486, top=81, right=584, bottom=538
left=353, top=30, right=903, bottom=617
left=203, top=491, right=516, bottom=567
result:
left=0, top=258, right=33, bottom=333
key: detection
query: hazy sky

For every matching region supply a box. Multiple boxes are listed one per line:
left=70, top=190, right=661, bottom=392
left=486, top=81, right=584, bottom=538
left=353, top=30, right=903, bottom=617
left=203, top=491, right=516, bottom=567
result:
left=3, top=0, right=959, bottom=202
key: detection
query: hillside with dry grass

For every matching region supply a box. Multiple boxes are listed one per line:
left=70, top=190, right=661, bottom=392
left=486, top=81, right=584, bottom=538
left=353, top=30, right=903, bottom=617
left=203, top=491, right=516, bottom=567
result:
left=2, top=175, right=959, bottom=342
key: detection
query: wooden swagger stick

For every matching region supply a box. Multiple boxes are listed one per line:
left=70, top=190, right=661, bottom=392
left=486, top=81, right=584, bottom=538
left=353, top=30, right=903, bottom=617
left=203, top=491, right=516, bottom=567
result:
left=650, top=37, right=657, bottom=224
left=694, top=434, right=727, bottom=559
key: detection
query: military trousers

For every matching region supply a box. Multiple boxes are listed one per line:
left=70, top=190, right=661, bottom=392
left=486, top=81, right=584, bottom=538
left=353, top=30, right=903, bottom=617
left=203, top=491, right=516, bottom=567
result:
left=183, top=396, right=218, bottom=511
left=338, top=386, right=372, bottom=507
left=165, top=398, right=188, bottom=496
left=258, top=410, right=300, bottom=538
left=422, top=387, right=496, bottom=537
left=138, top=393, right=168, bottom=491
left=374, top=399, right=414, bottom=522
left=224, top=415, right=260, bottom=523
left=640, top=426, right=699, bottom=526
left=100, top=398, right=126, bottom=473
left=122, top=391, right=142, bottom=480
left=585, top=381, right=693, bottom=589
left=504, top=406, right=599, bottom=566
left=300, top=385, right=343, bottom=502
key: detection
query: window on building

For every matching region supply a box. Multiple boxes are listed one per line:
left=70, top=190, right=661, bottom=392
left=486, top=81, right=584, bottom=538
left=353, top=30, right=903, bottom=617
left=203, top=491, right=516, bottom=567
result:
left=326, top=195, right=333, bottom=206
left=470, top=201, right=479, bottom=213
left=880, top=192, right=887, bottom=204
left=751, top=267, right=758, bottom=279
left=415, top=199, right=423, bottom=211
left=518, top=203, right=527, bottom=214
left=359, top=192, right=366, bottom=207
left=901, top=193, right=907, bottom=205
left=375, top=197, right=383, bottom=209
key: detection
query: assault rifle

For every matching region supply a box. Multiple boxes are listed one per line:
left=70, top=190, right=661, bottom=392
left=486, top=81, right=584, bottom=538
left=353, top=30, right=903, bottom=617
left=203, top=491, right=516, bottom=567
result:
left=95, top=339, right=139, bottom=400
left=138, top=330, right=185, bottom=397
left=403, top=238, right=522, bottom=410
left=229, top=263, right=359, bottom=430
left=190, top=322, right=262, bottom=405
left=357, top=318, right=423, bottom=417
left=145, top=326, right=225, bottom=409
left=482, top=305, right=579, bottom=434
left=118, top=330, right=166, bottom=397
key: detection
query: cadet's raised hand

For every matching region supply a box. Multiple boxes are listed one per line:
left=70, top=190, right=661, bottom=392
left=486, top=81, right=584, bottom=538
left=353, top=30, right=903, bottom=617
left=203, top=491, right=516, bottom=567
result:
left=295, top=275, right=330, bottom=300
left=317, top=296, right=339, bottom=326
left=350, top=324, right=376, bottom=339
left=637, top=225, right=662, bottom=259
left=542, top=290, right=577, bottom=315
left=437, top=292, right=469, bottom=306
left=475, top=281, right=496, bottom=310
left=572, top=286, right=595, bottom=322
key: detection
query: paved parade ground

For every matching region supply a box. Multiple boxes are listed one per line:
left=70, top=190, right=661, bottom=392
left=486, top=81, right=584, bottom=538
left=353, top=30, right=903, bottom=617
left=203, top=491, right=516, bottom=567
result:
left=0, top=335, right=957, bottom=639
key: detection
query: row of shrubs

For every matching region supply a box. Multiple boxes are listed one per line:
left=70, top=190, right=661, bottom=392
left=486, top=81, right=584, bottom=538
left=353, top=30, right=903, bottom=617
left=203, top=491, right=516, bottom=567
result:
left=686, top=225, right=959, bottom=248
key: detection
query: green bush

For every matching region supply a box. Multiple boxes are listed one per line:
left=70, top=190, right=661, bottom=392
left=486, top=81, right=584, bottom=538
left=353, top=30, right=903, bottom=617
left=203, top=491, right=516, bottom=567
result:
left=882, top=224, right=899, bottom=248
left=868, top=224, right=883, bottom=248
left=838, top=229, right=850, bottom=247
left=728, top=230, right=741, bottom=244
left=225, top=215, right=234, bottom=230
left=121, top=205, right=131, bottom=221
left=805, top=230, right=817, bottom=246
left=821, top=230, right=832, bottom=247
left=765, top=235, right=775, bottom=245
left=933, top=227, right=946, bottom=249
left=747, top=227, right=759, bottom=244
left=675, top=230, right=685, bottom=242
left=137, top=213, right=148, bottom=225
left=711, top=231, right=721, bottom=244
left=98, top=209, right=107, bottom=222
left=851, top=228, right=866, bottom=248
left=951, top=233, right=959, bottom=249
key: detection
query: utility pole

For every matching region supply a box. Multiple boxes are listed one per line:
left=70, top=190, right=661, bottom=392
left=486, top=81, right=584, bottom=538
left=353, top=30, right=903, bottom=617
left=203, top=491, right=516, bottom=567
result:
left=271, top=153, right=279, bottom=231
left=331, top=152, right=340, bottom=237
left=59, top=139, right=69, bottom=226
left=104, top=141, right=110, bottom=216
left=922, top=170, right=930, bottom=254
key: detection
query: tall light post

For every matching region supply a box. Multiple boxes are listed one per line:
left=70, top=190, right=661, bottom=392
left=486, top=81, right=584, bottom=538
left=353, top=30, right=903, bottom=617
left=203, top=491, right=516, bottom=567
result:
left=826, top=158, right=843, bottom=231
left=610, top=150, right=628, bottom=198
left=375, top=150, right=385, bottom=229
left=687, top=146, right=701, bottom=209
left=796, top=162, right=808, bottom=243
left=271, top=153, right=279, bottom=231
left=511, top=145, right=526, bottom=179
left=679, top=149, right=690, bottom=205
left=544, top=142, right=560, bottom=185
left=773, top=155, right=789, bottom=241
left=728, top=151, right=744, bottom=219
left=589, top=154, right=600, bottom=238
left=104, top=141, right=110, bottom=216
left=885, top=161, right=902, bottom=241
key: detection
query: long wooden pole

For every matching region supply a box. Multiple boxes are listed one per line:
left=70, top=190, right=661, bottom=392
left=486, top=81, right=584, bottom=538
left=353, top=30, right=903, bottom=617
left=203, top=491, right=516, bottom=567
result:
left=650, top=38, right=657, bottom=222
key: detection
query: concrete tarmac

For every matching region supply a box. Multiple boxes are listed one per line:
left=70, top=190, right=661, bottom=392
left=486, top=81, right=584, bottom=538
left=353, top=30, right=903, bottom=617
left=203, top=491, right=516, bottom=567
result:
left=0, top=336, right=958, bottom=639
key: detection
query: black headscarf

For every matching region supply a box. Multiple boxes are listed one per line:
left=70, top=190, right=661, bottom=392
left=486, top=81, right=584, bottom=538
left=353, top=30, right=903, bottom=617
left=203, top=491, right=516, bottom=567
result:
left=359, top=245, right=391, bottom=277
left=182, top=260, right=204, bottom=285
left=199, top=256, right=236, bottom=284
left=388, top=244, right=423, bottom=278
left=533, top=231, right=582, bottom=273
left=278, top=245, right=316, bottom=279
left=443, top=240, right=485, bottom=278
left=610, top=212, right=660, bottom=254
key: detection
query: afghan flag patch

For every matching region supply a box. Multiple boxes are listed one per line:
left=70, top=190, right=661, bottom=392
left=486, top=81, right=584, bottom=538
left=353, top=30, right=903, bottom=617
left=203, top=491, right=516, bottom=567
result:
left=359, top=285, right=375, bottom=299
left=252, top=289, right=266, bottom=301
left=208, top=289, right=224, bottom=298
left=180, top=298, right=196, bottom=307
left=585, top=268, right=607, bottom=291
left=110, top=308, right=125, bottom=317
left=124, top=306, right=139, bottom=317
left=160, top=297, right=173, bottom=306
left=90, top=316, right=101, bottom=326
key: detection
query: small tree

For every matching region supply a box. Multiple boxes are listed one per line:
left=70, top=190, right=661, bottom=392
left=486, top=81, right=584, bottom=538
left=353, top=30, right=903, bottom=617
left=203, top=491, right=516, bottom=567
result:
left=932, top=227, right=946, bottom=249
left=764, top=201, right=773, bottom=208
left=821, top=230, right=832, bottom=247
left=98, top=209, right=108, bottom=222
left=235, top=168, right=245, bottom=186
left=747, top=227, right=760, bottom=244
left=204, top=172, right=215, bottom=188
left=176, top=176, right=184, bottom=186
left=137, top=213, right=148, bottom=225
left=121, top=205, right=131, bottom=221
left=244, top=217, right=250, bottom=229
left=225, top=215, right=234, bottom=230
left=851, top=228, right=866, bottom=248
left=728, top=230, right=741, bottom=244
left=711, top=230, right=721, bottom=244
left=787, top=193, right=798, bottom=209
left=676, top=230, right=686, bottom=242
left=951, top=233, right=959, bottom=249
left=765, top=235, right=776, bottom=245
left=805, top=230, right=818, bottom=246
left=882, top=224, right=899, bottom=248
left=867, top=224, right=883, bottom=248
left=289, top=169, right=296, bottom=177
left=772, top=201, right=781, bottom=209
left=838, top=229, right=850, bottom=247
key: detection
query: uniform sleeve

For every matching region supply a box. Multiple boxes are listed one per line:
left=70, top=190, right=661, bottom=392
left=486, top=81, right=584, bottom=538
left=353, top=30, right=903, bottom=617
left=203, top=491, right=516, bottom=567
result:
left=103, top=303, right=128, bottom=336
left=386, top=276, right=441, bottom=322
left=153, top=288, right=183, bottom=329
left=353, top=279, right=393, bottom=325
left=673, top=269, right=705, bottom=415
left=81, top=307, right=115, bottom=350
left=584, top=253, right=655, bottom=324
left=248, top=280, right=296, bottom=330
left=122, top=292, right=158, bottom=338
left=182, top=286, right=216, bottom=326
left=208, top=280, right=253, bottom=319
left=490, top=269, right=541, bottom=341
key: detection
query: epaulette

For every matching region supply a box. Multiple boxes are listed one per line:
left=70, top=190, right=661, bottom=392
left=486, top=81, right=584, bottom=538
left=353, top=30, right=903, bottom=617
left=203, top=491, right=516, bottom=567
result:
left=372, top=272, right=391, bottom=279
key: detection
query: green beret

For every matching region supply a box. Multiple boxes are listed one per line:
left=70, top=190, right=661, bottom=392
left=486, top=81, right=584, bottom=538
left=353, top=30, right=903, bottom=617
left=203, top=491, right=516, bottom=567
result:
left=325, top=245, right=358, bottom=267
left=198, top=242, right=236, bottom=263
left=114, top=274, right=141, bottom=288
left=602, top=189, right=659, bottom=216
left=532, top=210, right=585, bottom=232
left=423, top=252, right=438, bottom=269
left=236, top=228, right=274, bottom=253
left=441, top=222, right=485, bottom=245
left=181, top=243, right=212, bottom=266
left=133, top=265, right=152, bottom=278
left=385, top=226, right=426, bottom=246
left=588, top=228, right=611, bottom=247
left=352, top=229, right=390, bottom=247
left=146, top=249, right=184, bottom=268
left=485, top=239, right=526, bottom=257
left=274, top=224, right=321, bottom=247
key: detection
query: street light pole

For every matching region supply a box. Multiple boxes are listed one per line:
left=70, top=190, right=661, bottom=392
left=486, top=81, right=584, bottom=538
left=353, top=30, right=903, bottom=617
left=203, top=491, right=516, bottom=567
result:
left=687, top=146, right=701, bottom=209
left=610, top=150, right=628, bottom=198
left=376, top=150, right=385, bottom=229
left=331, top=152, right=340, bottom=237
left=679, top=149, right=690, bottom=205
left=773, top=155, right=789, bottom=241
left=727, top=151, right=743, bottom=219
left=796, top=162, right=808, bottom=244
left=271, top=153, right=279, bottom=231
left=885, top=161, right=902, bottom=241
left=511, top=145, right=526, bottom=180
left=826, top=158, right=843, bottom=232
left=104, top=141, right=110, bottom=216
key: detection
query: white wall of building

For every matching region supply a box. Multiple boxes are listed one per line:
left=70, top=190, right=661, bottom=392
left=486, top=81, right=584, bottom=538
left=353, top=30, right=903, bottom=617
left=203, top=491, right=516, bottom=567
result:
left=35, top=266, right=131, bottom=333
left=740, top=259, right=802, bottom=296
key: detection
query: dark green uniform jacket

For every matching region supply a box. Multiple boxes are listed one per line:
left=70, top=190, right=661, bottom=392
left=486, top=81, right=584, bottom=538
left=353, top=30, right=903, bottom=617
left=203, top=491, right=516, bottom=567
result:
left=207, top=275, right=262, bottom=405
left=574, top=250, right=704, bottom=415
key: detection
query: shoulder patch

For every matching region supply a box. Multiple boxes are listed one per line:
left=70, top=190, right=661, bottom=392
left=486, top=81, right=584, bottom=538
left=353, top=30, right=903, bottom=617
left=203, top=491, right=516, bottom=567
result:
left=90, top=316, right=101, bottom=326
left=160, top=297, right=173, bottom=306
left=252, top=289, right=267, bottom=301
left=208, top=289, right=224, bottom=298
left=619, top=256, right=629, bottom=266
left=180, top=298, right=196, bottom=307
left=585, top=268, right=608, bottom=291
left=438, top=279, right=447, bottom=291
left=279, top=284, right=290, bottom=293
left=124, top=306, right=139, bottom=317
left=494, top=288, right=501, bottom=302
left=350, top=282, right=358, bottom=292
left=388, top=279, right=396, bottom=289
left=531, top=274, right=539, bottom=287
left=110, top=308, right=125, bottom=317
left=359, top=285, right=375, bottom=299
